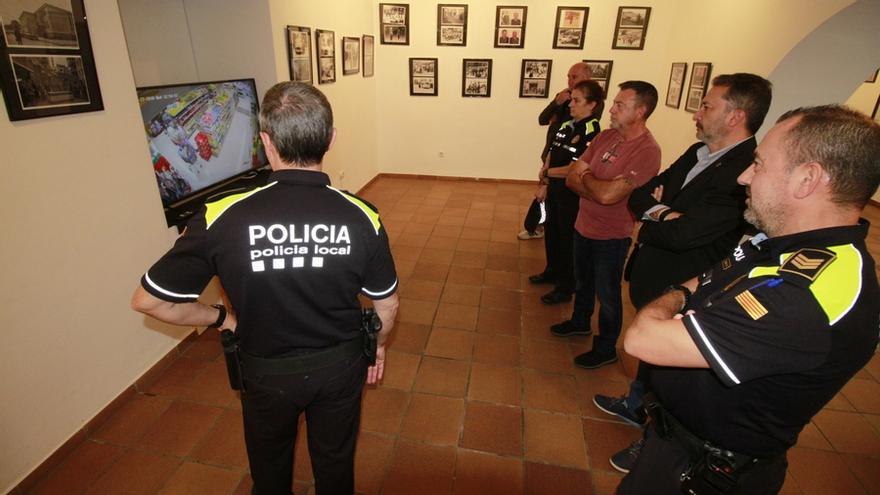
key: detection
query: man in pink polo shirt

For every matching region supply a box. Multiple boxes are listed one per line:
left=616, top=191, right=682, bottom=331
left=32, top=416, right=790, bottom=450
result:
left=556, top=80, right=662, bottom=369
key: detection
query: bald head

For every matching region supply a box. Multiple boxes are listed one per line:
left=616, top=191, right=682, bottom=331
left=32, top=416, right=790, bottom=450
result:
left=567, top=63, right=591, bottom=90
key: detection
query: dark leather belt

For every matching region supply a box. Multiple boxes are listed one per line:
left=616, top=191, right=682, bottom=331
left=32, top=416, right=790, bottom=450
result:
left=240, top=337, right=363, bottom=376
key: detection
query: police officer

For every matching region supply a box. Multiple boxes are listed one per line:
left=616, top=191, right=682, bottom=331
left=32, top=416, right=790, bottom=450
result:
left=619, top=105, right=880, bottom=494
left=131, top=82, right=399, bottom=495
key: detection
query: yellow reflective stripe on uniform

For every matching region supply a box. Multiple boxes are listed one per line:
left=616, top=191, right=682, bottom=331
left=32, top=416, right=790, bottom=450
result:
left=585, top=118, right=599, bottom=136
left=204, top=182, right=278, bottom=230
left=748, top=266, right=779, bottom=279
left=327, top=186, right=381, bottom=234
left=809, top=244, right=861, bottom=325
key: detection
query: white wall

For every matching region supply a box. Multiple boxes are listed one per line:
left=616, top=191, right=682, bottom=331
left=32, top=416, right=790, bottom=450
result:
left=846, top=77, right=880, bottom=202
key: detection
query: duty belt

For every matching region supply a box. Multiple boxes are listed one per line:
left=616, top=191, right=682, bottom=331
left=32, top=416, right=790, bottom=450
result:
left=240, top=337, right=364, bottom=376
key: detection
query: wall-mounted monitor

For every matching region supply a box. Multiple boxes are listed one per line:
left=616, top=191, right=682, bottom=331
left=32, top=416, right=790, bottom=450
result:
left=136, top=78, right=267, bottom=210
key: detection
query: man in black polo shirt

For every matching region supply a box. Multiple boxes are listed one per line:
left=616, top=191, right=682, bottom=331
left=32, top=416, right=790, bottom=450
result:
left=619, top=105, right=880, bottom=494
left=132, top=82, right=399, bottom=495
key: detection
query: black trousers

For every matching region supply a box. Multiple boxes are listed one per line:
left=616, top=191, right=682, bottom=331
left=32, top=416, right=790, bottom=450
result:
left=241, top=353, right=367, bottom=495
left=543, top=179, right=580, bottom=293
left=617, top=424, right=787, bottom=495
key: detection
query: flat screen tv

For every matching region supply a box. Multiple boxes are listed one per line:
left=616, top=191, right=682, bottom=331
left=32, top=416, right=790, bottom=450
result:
left=136, top=78, right=268, bottom=208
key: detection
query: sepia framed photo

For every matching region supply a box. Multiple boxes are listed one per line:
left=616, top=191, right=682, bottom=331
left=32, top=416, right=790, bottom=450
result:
left=685, top=62, right=712, bottom=113
left=437, top=4, right=468, bottom=46
left=0, top=0, right=104, bottom=121
left=362, top=35, right=374, bottom=77
left=342, top=37, right=360, bottom=75
left=315, top=29, right=336, bottom=84
left=553, top=7, right=588, bottom=50
left=286, top=26, right=313, bottom=84
left=520, top=59, right=551, bottom=98
left=612, top=6, right=651, bottom=50
left=409, top=57, right=437, bottom=96
left=583, top=59, right=613, bottom=93
left=495, top=6, right=527, bottom=49
left=380, top=3, right=409, bottom=45
left=462, top=58, right=491, bottom=98
left=665, top=62, right=688, bottom=109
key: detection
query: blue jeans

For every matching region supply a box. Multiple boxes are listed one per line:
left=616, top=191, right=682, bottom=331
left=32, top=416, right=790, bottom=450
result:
left=571, top=232, right=632, bottom=356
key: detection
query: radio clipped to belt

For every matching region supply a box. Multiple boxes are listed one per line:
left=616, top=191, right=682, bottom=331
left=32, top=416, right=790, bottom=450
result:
left=220, top=329, right=245, bottom=391
left=361, top=308, right=383, bottom=365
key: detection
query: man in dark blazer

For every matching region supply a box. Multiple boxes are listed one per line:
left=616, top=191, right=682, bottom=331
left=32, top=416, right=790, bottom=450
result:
left=592, top=73, right=773, bottom=473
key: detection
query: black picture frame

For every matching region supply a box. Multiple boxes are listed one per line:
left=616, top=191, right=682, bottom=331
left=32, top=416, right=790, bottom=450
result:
left=553, top=6, right=588, bottom=50
left=315, top=29, right=336, bottom=84
left=665, top=62, right=688, bottom=109
left=409, top=58, right=438, bottom=96
left=685, top=62, right=712, bottom=113
left=362, top=35, right=374, bottom=78
left=612, top=6, right=651, bottom=50
left=495, top=6, right=527, bottom=49
left=437, top=4, right=468, bottom=46
left=871, top=95, right=880, bottom=122
left=0, top=0, right=103, bottom=121
left=583, top=59, right=613, bottom=93
left=342, top=37, right=360, bottom=75
left=380, top=3, right=409, bottom=45
left=462, top=58, right=491, bottom=98
left=286, top=25, right=313, bottom=84
left=520, top=59, right=551, bottom=98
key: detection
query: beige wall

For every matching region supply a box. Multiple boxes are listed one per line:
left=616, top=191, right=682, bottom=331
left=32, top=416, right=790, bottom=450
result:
left=846, top=78, right=880, bottom=201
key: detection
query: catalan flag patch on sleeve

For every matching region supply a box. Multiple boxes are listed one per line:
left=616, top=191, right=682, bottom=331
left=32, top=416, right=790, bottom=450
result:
left=735, top=290, right=769, bottom=320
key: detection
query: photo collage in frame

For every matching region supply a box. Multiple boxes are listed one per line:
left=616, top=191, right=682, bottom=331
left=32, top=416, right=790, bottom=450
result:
left=410, top=57, right=438, bottom=96
left=495, top=6, right=527, bottom=48
left=380, top=3, right=409, bottom=45
left=287, top=26, right=313, bottom=84
left=520, top=59, right=551, bottom=98
left=462, top=58, right=491, bottom=97
left=553, top=7, right=588, bottom=50
left=665, top=62, right=688, bottom=109
left=315, top=29, right=336, bottom=84
left=583, top=59, right=613, bottom=93
left=685, top=62, right=712, bottom=113
left=612, top=6, right=651, bottom=50
left=437, top=4, right=468, bottom=46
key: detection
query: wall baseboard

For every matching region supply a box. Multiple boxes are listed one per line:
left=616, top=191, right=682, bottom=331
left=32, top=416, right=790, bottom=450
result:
left=363, top=172, right=536, bottom=187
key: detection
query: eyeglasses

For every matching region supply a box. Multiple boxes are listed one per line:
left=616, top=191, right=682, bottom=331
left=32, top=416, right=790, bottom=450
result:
left=601, top=139, right=623, bottom=163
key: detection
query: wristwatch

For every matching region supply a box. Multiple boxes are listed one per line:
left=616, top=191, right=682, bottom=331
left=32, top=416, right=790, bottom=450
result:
left=208, top=304, right=227, bottom=329
left=663, top=285, right=692, bottom=314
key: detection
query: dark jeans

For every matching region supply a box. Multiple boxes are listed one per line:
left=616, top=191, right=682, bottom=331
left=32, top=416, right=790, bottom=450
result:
left=543, top=180, right=580, bottom=293
left=242, top=353, right=367, bottom=495
left=571, top=232, right=632, bottom=355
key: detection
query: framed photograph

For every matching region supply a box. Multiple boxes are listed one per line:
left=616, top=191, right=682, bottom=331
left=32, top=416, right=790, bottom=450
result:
left=437, top=4, right=467, bottom=46
left=495, top=6, right=527, bottom=48
left=380, top=3, right=409, bottom=45
left=0, top=0, right=104, bottom=121
left=872, top=95, right=880, bottom=123
left=409, top=58, right=437, bottom=96
left=866, top=69, right=878, bottom=83
left=286, top=26, right=313, bottom=84
left=553, top=7, right=588, bottom=49
left=685, top=62, right=712, bottom=113
left=315, top=29, right=336, bottom=84
left=362, top=35, right=374, bottom=77
left=665, top=62, right=688, bottom=109
left=612, top=6, right=651, bottom=50
left=520, top=59, right=551, bottom=98
left=583, top=59, right=613, bottom=92
left=342, top=37, right=360, bottom=75
left=462, top=58, right=491, bottom=98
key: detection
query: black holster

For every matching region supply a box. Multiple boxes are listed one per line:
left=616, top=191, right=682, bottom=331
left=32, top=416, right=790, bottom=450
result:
left=220, top=329, right=245, bottom=391
left=361, top=308, right=382, bottom=365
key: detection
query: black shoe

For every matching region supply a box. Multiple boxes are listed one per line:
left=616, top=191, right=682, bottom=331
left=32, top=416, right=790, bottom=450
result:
left=528, top=272, right=556, bottom=285
left=550, top=320, right=591, bottom=337
left=609, top=439, right=645, bottom=473
left=574, top=350, right=618, bottom=369
left=593, top=394, right=647, bottom=427
left=541, top=290, right=573, bottom=305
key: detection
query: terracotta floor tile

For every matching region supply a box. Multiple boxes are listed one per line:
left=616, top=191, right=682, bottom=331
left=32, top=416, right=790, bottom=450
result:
left=396, top=232, right=430, bottom=248
left=292, top=421, right=314, bottom=483
left=519, top=257, right=546, bottom=275
left=388, top=322, right=430, bottom=354
left=521, top=315, right=559, bottom=342
left=489, top=241, right=520, bottom=257
left=476, top=307, right=521, bottom=336
left=180, top=359, right=238, bottom=407
left=787, top=447, right=866, bottom=495
left=189, top=408, right=248, bottom=469
left=840, top=452, right=880, bottom=494
left=427, top=235, right=460, bottom=250
left=472, top=334, right=521, bottom=368
left=425, top=327, right=475, bottom=360
left=29, top=440, right=124, bottom=495
left=522, top=339, right=574, bottom=374
left=400, top=394, right=464, bottom=445
left=434, top=303, right=479, bottom=331
left=392, top=244, right=423, bottom=262
left=468, top=363, right=521, bottom=406
left=451, top=250, right=488, bottom=269
left=480, top=287, right=522, bottom=311
left=399, top=279, right=444, bottom=302
left=90, top=393, right=173, bottom=446
left=863, top=353, right=880, bottom=382
left=361, top=385, right=409, bottom=434
left=383, top=441, right=456, bottom=495
left=522, top=369, right=580, bottom=414
left=456, top=238, right=489, bottom=253
left=823, top=391, right=856, bottom=412
left=483, top=269, right=522, bottom=290
left=158, top=462, right=242, bottom=495
left=397, top=298, right=438, bottom=326
left=381, top=350, right=421, bottom=391
left=436, top=215, right=466, bottom=227
left=180, top=331, right=223, bottom=361
left=433, top=224, right=462, bottom=238
left=812, top=409, right=880, bottom=455
left=523, top=410, right=587, bottom=468
left=142, top=356, right=209, bottom=398
left=414, top=356, right=470, bottom=397
left=461, top=402, right=523, bottom=456
left=460, top=227, right=491, bottom=241
left=453, top=449, right=523, bottom=495
left=864, top=413, right=880, bottom=436
left=581, top=418, right=643, bottom=473
left=590, top=470, right=624, bottom=495
left=354, top=432, right=396, bottom=495
left=395, top=259, right=416, bottom=279
left=464, top=217, right=493, bottom=229
left=405, top=222, right=437, bottom=236
left=136, top=400, right=223, bottom=457
left=485, top=255, right=520, bottom=272
left=795, top=421, right=833, bottom=451
left=419, top=247, right=455, bottom=265
left=85, top=450, right=179, bottom=495
left=447, top=266, right=484, bottom=286
left=440, top=283, right=482, bottom=306
left=523, top=461, right=592, bottom=495
left=841, top=377, right=880, bottom=414
left=411, top=261, right=450, bottom=282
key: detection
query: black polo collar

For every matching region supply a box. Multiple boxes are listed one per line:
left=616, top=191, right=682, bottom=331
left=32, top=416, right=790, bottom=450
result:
left=757, top=220, right=870, bottom=257
left=270, top=168, right=331, bottom=187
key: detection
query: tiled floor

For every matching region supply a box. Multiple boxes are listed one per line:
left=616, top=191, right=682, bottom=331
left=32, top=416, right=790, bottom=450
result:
left=23, top=177, right=880, bottom=495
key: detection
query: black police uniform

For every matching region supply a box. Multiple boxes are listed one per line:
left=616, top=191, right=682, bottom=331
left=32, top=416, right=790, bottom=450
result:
left=619, top=221, right=879, bottom=495
left=542, top=117, right=600, bottom=294
left=539, top=99, right=572, bottom=161
left=141, top=168, right=398, bottom=495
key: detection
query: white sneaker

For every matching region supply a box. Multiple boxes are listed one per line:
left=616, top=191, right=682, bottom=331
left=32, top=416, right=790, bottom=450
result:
left=517, top=229, right=544, bottom=240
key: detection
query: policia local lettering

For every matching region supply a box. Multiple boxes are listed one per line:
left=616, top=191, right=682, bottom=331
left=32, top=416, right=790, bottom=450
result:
left=249, top=223, right=353, bottom=260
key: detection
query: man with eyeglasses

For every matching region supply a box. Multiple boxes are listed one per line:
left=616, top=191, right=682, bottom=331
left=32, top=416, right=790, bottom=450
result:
left=558, top=81, right=661, bottom=369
